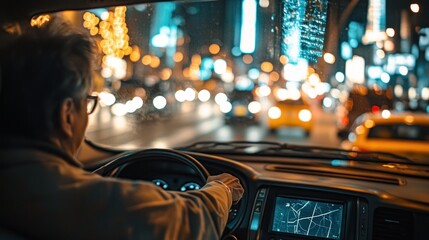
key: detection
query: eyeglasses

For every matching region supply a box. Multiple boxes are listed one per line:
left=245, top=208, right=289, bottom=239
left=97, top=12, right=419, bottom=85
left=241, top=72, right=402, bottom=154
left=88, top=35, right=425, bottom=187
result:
left=86, top=95, right=98, bottom=115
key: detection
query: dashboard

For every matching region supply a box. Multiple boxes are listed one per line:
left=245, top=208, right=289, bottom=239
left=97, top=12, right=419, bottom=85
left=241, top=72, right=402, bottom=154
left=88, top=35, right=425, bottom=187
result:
left=106, top=150, right=429, bottom=240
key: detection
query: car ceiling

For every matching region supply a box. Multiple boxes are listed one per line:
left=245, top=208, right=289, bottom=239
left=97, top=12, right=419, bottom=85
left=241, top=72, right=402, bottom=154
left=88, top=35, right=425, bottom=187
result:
left=1, top=0, right=200, bottom=23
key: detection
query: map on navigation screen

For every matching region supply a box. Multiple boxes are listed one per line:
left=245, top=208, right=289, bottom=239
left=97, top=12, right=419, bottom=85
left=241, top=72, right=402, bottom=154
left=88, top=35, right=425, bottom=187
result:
left=271, top=197, right=343, bottom=239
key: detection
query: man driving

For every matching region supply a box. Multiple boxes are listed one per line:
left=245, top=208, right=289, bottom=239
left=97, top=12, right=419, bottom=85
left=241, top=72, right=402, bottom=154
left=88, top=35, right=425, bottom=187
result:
left=0, top=19, right=244, bottom=240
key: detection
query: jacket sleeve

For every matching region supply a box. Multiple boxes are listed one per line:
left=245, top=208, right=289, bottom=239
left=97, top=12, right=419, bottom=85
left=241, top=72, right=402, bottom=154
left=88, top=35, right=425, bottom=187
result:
left=58, top=168, right=233, bottom=240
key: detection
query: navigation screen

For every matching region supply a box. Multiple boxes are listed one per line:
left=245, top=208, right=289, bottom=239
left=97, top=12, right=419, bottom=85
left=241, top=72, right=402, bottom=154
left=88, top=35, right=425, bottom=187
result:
left=271, top=197, right=343, bottom=239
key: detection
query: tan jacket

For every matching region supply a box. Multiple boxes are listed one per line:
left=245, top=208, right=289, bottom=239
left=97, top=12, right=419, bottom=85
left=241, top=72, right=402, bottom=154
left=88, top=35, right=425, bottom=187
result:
left=0, top=138, right=232, bottom=240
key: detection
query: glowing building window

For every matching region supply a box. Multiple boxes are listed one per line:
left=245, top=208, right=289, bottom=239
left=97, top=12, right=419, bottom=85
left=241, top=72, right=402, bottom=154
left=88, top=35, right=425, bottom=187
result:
left=240, top=0, right=257, bottom=53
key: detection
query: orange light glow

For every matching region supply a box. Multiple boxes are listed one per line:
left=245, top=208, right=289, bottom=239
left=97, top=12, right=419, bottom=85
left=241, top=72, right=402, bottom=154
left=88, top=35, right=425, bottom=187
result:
left=269, top=71, right=280, bottom=82
left=141, top=55, right=152, bottom=65
left=150, top=56, right=160, bottom=68
left=243, top=55, right=253, bottom=64
left=261, top=61, right=273, bottom=73
left=279, top=55, right=288, bottom=65
left=31, top=15, right=51, bottom=28
left=191, top=55, right=202, bottom=65
left=160, top=68, right=172, bottom=80
left=174, top=52, right=184, bottom=63
left=209, top=44, right=221, bottom=55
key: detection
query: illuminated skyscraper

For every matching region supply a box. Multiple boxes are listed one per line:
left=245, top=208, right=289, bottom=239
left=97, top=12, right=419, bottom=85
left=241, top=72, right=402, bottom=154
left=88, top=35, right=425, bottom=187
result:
left=281, top=0, right=328, bottom=64
left=362, top=0, right=386, bottom=45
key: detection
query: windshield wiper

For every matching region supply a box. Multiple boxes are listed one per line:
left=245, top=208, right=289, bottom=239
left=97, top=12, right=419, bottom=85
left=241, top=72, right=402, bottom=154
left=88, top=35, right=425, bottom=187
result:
left=177, top=141, right=414, bottom=164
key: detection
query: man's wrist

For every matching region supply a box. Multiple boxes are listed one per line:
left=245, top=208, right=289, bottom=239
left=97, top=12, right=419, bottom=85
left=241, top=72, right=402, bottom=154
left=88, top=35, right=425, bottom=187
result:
left=213, top=180, right=231, bottom=193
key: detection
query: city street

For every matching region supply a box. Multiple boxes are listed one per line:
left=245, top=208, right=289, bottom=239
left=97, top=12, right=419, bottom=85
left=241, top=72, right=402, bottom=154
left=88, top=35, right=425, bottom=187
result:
left=85, top=102, right=341, bottom=149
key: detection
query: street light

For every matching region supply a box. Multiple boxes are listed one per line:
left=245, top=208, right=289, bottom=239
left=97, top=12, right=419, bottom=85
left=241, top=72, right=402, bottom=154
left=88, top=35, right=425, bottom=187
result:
left=410, top=4, right=420, bottom=13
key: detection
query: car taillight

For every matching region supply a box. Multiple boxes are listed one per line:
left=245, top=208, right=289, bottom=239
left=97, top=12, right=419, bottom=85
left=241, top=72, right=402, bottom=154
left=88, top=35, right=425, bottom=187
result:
left=371, top=105, right=380, bottom=113
left=341, top=116, right=349, bottom=127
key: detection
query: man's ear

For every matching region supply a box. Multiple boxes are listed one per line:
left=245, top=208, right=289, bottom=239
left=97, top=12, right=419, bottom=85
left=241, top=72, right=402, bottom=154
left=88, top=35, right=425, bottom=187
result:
left=59, top=98, right=76, bottom=138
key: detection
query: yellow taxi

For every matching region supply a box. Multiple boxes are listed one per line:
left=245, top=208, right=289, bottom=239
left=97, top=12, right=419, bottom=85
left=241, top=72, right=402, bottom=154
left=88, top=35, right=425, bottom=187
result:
left=267, top=98, right=313, bottom=136
left=341, top=111, right=429, bottom=161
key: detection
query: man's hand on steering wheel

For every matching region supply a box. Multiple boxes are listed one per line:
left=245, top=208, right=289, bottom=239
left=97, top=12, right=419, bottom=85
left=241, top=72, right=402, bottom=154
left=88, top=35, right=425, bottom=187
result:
left=207, top=173, right=244, bottom=204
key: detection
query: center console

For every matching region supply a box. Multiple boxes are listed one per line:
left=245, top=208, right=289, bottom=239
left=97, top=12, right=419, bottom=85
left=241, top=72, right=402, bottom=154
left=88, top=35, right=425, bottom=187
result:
left=248, top=187, right=368, bottom=240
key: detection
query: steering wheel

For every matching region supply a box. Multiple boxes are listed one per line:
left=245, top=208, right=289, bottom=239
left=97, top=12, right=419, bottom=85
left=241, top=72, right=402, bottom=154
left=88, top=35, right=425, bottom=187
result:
left=93, top=148, right=242, bottom=234
left=92, top=148, right=210, bottom=183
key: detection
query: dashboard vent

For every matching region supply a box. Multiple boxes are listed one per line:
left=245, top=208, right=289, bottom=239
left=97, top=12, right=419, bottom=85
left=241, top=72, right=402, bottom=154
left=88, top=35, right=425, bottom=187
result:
left=373, top=207, right=413, bottom=240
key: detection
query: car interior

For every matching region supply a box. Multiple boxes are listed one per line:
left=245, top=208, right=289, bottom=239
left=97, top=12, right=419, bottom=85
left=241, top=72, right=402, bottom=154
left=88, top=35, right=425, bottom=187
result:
left=2, top=0, right=429, bottom=240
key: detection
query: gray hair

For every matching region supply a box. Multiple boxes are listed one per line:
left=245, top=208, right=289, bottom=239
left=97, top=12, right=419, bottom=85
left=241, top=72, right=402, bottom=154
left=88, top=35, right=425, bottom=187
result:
left=0, top=18, right=98, bottom=140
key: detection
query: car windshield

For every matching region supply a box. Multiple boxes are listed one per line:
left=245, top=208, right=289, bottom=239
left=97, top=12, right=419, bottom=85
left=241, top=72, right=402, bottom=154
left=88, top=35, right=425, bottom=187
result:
left=27, top=0, right=429, bottom=164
